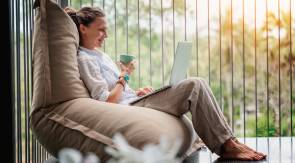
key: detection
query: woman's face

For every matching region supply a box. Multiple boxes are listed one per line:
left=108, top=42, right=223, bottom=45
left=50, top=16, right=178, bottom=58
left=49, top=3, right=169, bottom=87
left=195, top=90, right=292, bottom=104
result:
left=80, top=16, right=108, bottom=49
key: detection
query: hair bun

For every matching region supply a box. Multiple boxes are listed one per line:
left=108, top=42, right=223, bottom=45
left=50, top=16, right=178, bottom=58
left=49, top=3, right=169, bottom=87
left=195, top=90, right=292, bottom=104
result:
left=64, top=7, right=80, bottom=29
left=64, top=7, right=77, bottom=16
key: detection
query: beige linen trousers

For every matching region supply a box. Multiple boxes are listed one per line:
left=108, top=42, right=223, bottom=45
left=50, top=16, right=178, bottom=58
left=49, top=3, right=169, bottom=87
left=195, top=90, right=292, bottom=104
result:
left=131, top=77, right=234, bottom=155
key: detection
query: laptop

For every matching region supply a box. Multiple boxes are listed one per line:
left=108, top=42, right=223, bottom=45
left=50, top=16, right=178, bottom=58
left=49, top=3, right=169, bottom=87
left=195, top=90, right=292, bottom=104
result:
left=129, top=41, right=192, bottom=105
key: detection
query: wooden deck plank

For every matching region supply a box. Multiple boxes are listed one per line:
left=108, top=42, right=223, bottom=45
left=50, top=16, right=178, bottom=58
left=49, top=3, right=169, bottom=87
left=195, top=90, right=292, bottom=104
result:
left=184, top=137, right=295, bottom=163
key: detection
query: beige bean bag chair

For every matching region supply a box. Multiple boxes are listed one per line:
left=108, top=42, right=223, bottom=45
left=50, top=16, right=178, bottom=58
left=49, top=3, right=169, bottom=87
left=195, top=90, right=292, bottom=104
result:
left=29, top=0, right=198, bottom=161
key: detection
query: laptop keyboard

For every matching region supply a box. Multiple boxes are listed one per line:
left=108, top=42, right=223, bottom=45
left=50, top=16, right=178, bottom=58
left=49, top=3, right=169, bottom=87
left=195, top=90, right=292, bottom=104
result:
left=129, top=85, right=172, bottom=104
left=153, top=85, right=171, bottom=93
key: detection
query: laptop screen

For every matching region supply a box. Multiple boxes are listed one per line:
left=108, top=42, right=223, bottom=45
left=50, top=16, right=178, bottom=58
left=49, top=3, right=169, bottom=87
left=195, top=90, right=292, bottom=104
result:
left=169, top=41, right=192, bottom=85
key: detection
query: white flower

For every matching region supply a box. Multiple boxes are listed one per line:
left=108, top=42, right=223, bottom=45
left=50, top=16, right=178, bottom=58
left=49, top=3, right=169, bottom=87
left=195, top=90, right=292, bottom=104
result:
left=57, top=133, right=182, bottom=163
left=83, top=153, right=100, bottom=163
left=105, top=133, right=182, bottom=163
left=58, top=148, right=100, bottom=163
left=59, top=148, right=83, bottom=163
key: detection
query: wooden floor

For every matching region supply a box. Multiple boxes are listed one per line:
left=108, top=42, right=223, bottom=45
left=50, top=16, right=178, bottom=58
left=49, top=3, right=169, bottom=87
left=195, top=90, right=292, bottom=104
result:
left=183, top=137, right=295, bottom=163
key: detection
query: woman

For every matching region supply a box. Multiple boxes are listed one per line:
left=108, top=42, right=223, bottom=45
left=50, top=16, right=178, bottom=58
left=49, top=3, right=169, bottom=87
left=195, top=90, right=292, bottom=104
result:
left=65, top=6, right=266, bottom=161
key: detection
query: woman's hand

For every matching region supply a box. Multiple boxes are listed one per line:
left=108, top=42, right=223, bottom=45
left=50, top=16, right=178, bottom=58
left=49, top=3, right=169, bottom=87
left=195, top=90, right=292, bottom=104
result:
left=135, top=87, right=154, bottom=97
left=118, top=61, right=135, bottom=75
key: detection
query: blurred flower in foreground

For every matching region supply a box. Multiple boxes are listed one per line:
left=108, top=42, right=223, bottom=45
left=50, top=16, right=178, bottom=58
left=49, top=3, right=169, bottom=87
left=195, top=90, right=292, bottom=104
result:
left=105, top=133, right=182, bottom=163
left=58, top=133, right=181, bottom=163
left=59, top=148, right=100, bottom=163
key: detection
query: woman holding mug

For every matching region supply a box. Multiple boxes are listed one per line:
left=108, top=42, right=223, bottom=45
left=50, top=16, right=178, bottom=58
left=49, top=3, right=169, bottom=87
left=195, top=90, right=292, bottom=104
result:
left=65, top=6, right=266, bottom=161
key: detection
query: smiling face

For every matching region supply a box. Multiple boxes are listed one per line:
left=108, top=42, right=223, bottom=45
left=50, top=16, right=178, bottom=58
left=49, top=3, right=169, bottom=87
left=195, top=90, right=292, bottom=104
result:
left=79, top=16, right=108, bottom=49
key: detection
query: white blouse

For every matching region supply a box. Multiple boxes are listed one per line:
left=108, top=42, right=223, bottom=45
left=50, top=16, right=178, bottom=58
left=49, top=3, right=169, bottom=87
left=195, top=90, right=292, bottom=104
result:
left=77, top=46, right=139, bottom=105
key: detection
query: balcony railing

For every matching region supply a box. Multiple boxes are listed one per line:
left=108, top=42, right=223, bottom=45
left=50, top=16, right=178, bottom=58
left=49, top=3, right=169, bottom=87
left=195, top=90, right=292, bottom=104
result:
left=10, top=0, right=294, bottom=162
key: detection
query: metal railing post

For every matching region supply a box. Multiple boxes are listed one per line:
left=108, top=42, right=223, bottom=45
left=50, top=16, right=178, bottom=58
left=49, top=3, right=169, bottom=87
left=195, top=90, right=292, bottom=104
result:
left=58, top=0, right=68, bottom=8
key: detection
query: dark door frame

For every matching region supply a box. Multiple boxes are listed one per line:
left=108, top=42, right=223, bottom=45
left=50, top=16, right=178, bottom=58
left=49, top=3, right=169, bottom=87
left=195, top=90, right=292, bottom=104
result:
left=1, top=0, right=13, bottom=162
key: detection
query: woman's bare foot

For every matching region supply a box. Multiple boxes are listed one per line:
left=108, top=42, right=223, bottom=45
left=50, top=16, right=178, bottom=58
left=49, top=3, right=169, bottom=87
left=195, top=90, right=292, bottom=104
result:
left=219, top=138, right=266, bottom=161
left=233, top=138, right=267, bottom=158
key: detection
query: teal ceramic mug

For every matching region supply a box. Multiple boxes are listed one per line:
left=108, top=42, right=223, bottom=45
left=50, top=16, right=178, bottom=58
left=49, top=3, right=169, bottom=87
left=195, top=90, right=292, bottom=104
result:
left=120, top=54, right=135, bottom=64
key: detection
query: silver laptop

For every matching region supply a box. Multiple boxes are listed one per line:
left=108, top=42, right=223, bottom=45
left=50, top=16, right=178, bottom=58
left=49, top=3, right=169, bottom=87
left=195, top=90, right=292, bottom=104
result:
left=129, top=41, right=192, bottom=104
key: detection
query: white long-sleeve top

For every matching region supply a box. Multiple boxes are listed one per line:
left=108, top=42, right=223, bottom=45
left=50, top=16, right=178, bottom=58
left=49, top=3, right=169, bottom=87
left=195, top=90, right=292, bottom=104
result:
left=77, top=46, right=139, bottom=105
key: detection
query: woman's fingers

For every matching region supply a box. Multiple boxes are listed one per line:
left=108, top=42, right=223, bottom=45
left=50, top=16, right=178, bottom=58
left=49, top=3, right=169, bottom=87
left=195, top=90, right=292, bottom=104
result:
left=143, top=87, right=153, bottom=93
left=148, top=87, right=154, bottom=92
left=136, top=87, right=154, bottom=97
left=138, top=92, right=146, bottom=96
left=136, top=89, right=146, bottom=96
left=118, top=62, right=135, bottom=75
left=126, top=62, right=135, bottom=74
left=118, top=62, right=128, bottom=71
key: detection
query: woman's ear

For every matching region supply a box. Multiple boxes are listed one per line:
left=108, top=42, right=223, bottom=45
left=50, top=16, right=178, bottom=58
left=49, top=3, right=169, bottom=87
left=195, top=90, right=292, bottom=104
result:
left=79, top=24, right=87, bottom=34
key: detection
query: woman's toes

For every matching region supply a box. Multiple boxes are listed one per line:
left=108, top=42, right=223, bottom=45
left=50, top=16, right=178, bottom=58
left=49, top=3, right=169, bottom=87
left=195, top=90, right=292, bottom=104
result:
left=238, top=142, right=266, bottom=158
left=255, top=153, right=265, bottom=160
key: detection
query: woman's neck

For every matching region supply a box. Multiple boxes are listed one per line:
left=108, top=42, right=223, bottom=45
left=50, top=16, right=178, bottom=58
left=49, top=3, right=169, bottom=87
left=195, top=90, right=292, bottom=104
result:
left=81, top=44, right=95, bottom=50
left=81, top=39, right=95, bottom=50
